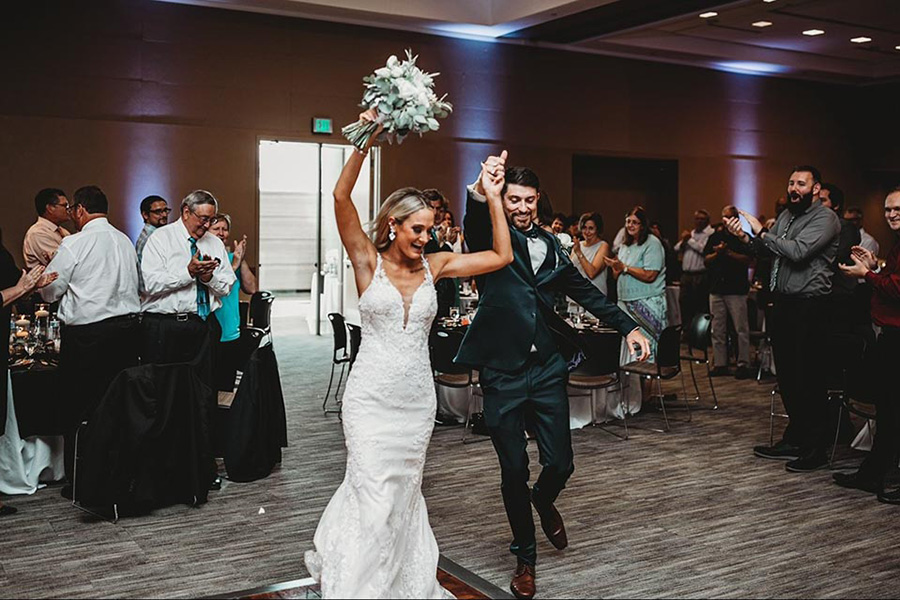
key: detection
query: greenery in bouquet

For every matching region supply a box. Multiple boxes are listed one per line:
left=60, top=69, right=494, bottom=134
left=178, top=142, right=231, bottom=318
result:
left=342, top=50, right=453, bottom=152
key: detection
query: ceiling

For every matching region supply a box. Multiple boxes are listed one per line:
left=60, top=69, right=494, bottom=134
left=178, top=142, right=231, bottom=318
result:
left=156, top=0, right=900, bottom=84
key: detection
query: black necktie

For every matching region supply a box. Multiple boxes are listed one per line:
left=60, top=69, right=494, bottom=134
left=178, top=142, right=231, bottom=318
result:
left=522, top=226, right=541, bottom=239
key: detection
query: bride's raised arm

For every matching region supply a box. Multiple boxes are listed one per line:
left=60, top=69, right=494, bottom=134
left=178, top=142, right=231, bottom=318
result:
left=430, top=152, right=514, bottom=280
left=334, top=110, right=381, bottom=292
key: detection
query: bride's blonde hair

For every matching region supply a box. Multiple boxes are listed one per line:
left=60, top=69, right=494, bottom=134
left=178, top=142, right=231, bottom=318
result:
left=372, top=187, right=431, bottom=252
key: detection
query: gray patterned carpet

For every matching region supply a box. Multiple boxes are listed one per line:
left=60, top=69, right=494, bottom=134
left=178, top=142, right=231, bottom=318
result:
left=2, top=317, right=899, bottom=598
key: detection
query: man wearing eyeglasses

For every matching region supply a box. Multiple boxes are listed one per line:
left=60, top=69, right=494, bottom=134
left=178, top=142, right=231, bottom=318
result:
left=23, top=188, right=71, bottom=269
left=136, top=195, right=170, bottom=263
left=140, top=190, right=235, bottom=490
left=140, top=190, right=235, bottom=365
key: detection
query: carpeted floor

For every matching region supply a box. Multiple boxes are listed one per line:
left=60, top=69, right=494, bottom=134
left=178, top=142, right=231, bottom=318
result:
left=2, top=316, right=899, bottom=598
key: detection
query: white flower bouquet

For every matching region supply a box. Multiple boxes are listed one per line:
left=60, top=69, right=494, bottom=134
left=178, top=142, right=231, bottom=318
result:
left=342, top=50, right=453, bottom=152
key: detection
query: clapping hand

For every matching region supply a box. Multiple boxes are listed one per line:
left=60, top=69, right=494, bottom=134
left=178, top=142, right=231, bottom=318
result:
left=604, top=256, right=624, bottom=277
left=481, top=150, right=507, bottom=201
left=17, top=265, right=57, bottom=295
left=840, top=251, right=872, bottom=278
left=626, top=328, right=652, bottom=362
left=737, top=210, right=763, bottom=236
left=850, top=245, right=877, bottom=270
left=723, top=215, right=749, bottom=242
left=188, top=249, right=218, bottom=282
left=233, top=235, right=248, bottom=267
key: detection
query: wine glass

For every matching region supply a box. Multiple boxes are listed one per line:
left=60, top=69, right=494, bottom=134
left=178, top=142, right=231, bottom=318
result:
left=449, top=306, right=460, bottom=322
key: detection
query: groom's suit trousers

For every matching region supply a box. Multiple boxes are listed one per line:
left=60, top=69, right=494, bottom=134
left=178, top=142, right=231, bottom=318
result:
left=480, top=351, right=573, bottom=566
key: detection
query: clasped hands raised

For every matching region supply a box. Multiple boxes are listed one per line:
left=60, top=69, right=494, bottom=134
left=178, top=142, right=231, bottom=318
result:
left=188, top=250, right=218, bottom=282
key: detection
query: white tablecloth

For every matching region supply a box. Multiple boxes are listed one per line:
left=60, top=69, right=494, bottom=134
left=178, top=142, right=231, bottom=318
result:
left=0, top=379, right=64, bottom=495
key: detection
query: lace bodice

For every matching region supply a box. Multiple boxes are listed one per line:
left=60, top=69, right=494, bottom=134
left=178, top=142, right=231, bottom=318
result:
left=357, top=253, right=437, bottom=359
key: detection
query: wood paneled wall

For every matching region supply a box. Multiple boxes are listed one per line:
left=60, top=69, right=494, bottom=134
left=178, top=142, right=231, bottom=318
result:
left=0, top=0, right=894, bottom=265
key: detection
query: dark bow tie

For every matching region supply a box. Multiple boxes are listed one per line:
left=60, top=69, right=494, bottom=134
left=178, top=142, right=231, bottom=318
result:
left=522, top=227, right=541, bottom=240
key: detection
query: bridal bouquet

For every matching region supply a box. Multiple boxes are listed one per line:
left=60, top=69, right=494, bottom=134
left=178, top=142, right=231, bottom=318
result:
left=342, top=50, right=453, bottom=152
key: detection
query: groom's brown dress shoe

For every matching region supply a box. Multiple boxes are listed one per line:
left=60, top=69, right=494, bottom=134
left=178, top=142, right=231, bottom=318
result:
left=532, top=499, right=568, bottom=550
left=510, top=559, right=536, bottom=599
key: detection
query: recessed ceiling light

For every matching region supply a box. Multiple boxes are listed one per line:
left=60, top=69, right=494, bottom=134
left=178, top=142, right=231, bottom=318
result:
left=850, top=36, right=873, bottom=43
left=700, top=12, right=718, bottom=18
left=896, top=45, right=900, bottom=51
left=752, top=21, right=773, bottom=28
left=763, top=0, right=777, bottom=3
left=802, top=29, right=825, bottom=36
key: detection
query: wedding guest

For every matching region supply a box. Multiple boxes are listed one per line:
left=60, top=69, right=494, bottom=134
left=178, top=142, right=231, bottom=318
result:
left=140, top=190, right=235, bottom=376
left=566, top=214, right=581, bottom=240
left=0, top=237, right=56, bottom=517
left=136, top=195, right=170, bottom=264
left=675, top=209, right=714, bottom=335
left=612, top=206, right=644, bottom=254
left=23, top=188, right=70, bottom=269
left=820, top=184, right=861, bottom=304
left=136, top=195, right=170, bottom=293
left=703, top=206, right=753, bottom=379
left=440, top=210, right=463, bottom=253
left=571, top=212, right=609, bottom=295
left=606, top=206, right=668, bottom=402
left=140, top=190, right=234, bottom=491
left=650, top=221, right=680, bottom=285
left=422, top=189, right=458, bottom=317
left=725, top=166, right=840, bottom=472
left=844, top=206, right=880, bottom=256
left=550, top=213, right=566, bottom=235
left=833, top=187, right=900, bottom=503
left=40, top=185, right=141, bottom=496
left=209, top=213, right=258, bottom=391
left=536, top=190, right=555, bottom=233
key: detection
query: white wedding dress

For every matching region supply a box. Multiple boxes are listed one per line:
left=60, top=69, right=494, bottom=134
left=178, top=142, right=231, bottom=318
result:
left=305, top=254, right=453, bottom=599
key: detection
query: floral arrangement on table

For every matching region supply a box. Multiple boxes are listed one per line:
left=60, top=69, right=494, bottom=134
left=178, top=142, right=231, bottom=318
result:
left=342, top=50, right=453, bottom=152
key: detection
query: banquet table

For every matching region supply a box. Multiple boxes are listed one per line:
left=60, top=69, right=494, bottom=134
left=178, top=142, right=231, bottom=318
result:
left=0, top=366, right=65, bottom=495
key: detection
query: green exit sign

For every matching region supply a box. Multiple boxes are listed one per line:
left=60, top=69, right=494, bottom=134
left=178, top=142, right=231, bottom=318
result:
left=312, top=117, right=333, bottom=134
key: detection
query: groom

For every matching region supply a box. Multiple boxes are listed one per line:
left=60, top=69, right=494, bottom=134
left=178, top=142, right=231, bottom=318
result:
left=457, top=152, right=650, bottom=599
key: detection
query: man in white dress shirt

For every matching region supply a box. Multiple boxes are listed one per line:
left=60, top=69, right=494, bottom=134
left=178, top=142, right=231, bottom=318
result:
left=140, top=190, right=235, bottom=375
left=40, top=185, right=141, bottom=492
left=674, top=209, right=714, bottom=332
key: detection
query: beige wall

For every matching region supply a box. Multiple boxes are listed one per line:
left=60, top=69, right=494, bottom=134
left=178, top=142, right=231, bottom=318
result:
left=0, top=0, right=894, bottom=267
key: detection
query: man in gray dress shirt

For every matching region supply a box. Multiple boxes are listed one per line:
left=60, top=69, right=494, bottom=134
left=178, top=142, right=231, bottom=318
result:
left=725, top=165, right=840, bottom=473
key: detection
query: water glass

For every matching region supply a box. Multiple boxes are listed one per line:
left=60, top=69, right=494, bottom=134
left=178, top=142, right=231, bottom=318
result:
left=449, top=306, right=460, bottom=321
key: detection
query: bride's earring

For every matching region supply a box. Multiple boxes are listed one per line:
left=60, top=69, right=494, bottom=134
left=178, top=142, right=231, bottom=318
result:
left=389, top=225, right=396, bottom=241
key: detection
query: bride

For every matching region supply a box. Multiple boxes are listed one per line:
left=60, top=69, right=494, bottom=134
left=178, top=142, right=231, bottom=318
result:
left=305, top=110, right=513, bottom=599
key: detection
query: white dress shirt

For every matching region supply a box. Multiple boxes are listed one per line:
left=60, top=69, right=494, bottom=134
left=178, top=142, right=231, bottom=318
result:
left=860, top=228, right=880, bottom=256
left=40, top=218, right=140, bottom=326
left=140, top=219, right=235, bottom=314
left=675, top=225, right=714, bottom=273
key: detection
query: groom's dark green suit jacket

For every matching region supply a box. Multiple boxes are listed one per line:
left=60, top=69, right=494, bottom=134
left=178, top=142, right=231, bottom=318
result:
left=455, top=189, right=638, bottom=372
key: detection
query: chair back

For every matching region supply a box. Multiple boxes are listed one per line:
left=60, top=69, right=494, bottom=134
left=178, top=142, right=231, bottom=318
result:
left=430, top=329, right=470, bottom=376
left=656, top=325, right=683, bottom=372
left=249, top=291, right=274, bottom=331
left=571, top=330, right=621, bottom=377
left=686, top=313, right=712, bottom=356
left=347, top=323, right=362, bottom=367
left=328, top=313, right=348, bottom=361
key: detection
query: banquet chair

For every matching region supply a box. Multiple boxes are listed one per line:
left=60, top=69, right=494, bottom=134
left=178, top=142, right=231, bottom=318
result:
left=827, top=334, right=873, bottom=468
left=768, top=385, right=787, bottom=447
left=748, top=297, right=775, bottom=383
left=72, top=419, right=119, bottom=523
left=621, top=325, right=684, bottom=432
left=679, top=313, right=718, bottom=411
left=429, top=329, right=484, bottom=444
left=568, top=330, right=623, bottom=438
left=323, top=313, right=351, bottom=416
left=248, top=291, right=274, bottom=332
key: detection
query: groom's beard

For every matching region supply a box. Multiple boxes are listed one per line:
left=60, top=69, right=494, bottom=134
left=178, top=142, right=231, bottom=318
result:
left=787, top=191, right=814, bottom=215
